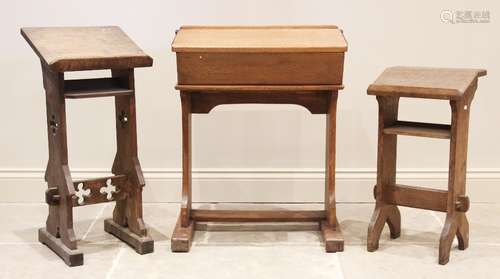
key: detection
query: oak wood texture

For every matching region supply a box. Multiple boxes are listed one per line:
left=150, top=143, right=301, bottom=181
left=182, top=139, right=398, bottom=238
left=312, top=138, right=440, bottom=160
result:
left=321, top=220, right=345, bottom=252
left=172, top=25, right=347, bottom=53
left=187, top=91, right=333, bottom=114
left=171, top=217, right=194, bottom=252
left=194, top=222, right=319, bottom=232
left=383, top=121, right=451, bottom=139
left=367, top=66, right=486, bottom=100
left=104, top=219, right=154, bottom=254
left=64, top=77, right=133, bottom=99
left=23, top=27, right=153, bottom=266
left=175, top=85, right=344, bottom=91
left=171, top=25, right=346, bottom=253
left=191, top=209, right=326, bottom=222
left=366, top=66, right=486, bottom=265
left=173, top=25, right=347, bottom=86
left=45, top=175, right=128, bottom=207
left=381, top=184, right=448, bottom=212
left=21, top=26, right=152, bottom=72
left=170, top=91, right=344, bottom=253
left=175, top=52, right=345, bottom=85
left=71, top=175, right=128, bottom=207
left=39, top=228, right=83, bottom=266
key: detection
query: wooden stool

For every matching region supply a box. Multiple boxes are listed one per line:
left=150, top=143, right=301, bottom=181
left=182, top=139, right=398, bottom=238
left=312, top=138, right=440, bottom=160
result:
left=170, top=25, right=348, bottom=252
left=366, top=66, right=487, bottom=264
left=21, top=26, right=154, bottom=266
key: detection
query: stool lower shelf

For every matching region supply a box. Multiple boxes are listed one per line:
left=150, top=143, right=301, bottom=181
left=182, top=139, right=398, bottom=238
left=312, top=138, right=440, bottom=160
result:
left=383, top=121, right=451, bottom=139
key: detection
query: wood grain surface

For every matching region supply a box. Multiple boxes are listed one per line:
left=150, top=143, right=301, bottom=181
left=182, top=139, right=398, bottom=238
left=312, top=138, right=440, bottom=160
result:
left=367, top=66, right=486, bottom=100
left=172, top=25, right=347, bottom=53
left=21, top=26, right=152, bottom=71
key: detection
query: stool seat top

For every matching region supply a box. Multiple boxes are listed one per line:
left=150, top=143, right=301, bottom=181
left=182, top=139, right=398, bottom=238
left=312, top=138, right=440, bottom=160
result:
left=367, top=66, right=486, bottom=100
left=21, top=26, right=152, bottom=72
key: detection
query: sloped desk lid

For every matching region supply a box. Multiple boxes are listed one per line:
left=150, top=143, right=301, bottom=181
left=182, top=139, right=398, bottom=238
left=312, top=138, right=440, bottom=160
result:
left=172, top=25, right=348, bottom=53
left=21, top=26, right=153, bottom=72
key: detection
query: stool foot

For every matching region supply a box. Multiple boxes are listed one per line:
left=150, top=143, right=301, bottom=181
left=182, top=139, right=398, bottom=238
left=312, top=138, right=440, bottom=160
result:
left=387, top=207, right=401, bottom=239
left=367, top=204, right=401, bottom=252
left=439, top=216, right=457, bottom=265
left=171, top=217, right=194, bottom=252
left=439, top=213, right=469, bottom=265
left=38, top=228, right=83, bottom=267
left=320, top=220, right=344, bottom=252
left=104, top=219, right=154, bottom=254
left=457, top=213, right=469, bottom=250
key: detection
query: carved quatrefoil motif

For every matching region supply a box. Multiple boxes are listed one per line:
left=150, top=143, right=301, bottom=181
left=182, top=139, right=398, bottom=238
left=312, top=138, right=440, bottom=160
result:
left=100, top=179, right=117, bottom=200
left=75, top=183, right=91, bottom=205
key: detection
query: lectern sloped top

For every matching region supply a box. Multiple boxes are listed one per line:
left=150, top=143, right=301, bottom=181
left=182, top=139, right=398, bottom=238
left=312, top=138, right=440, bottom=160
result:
left=172, top=25, right=348, bottom=53
left=21, top=26, right=153, bottom=72
left=367, top=66, right=487, bottom=100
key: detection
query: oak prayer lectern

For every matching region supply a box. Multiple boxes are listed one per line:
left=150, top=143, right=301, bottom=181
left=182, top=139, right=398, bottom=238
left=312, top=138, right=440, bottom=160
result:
left=171, top=25, right=348, bottom=252
left=21, top=26, right=154, bottom=266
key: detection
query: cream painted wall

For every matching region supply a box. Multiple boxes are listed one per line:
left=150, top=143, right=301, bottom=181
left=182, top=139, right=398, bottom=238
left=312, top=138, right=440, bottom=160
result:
left=1, top=0, right=498, bottom=203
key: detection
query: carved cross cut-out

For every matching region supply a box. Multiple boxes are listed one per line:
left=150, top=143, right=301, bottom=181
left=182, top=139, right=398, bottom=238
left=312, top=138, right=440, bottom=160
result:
left=118, top=111, right=129, bottom=128
left=100, top=179, right=117, bottom=200
left=75, top=183, right=91, bottom=205
left=49, top=114, right=59, bottom=136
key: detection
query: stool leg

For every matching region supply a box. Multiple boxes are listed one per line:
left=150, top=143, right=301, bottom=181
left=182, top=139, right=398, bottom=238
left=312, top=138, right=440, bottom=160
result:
left=38, top=65, right=83, bottom=266
left=439, top=100, right=471, bottom=265
left=320, top=92, right=344, bottom=252
left=367, top=96, right=401, bottom=252
left=104, top=69, right=153, bottom=255
left=456, top=213, right=469, bottom=250
left=171, top=91, right=195, bottom=252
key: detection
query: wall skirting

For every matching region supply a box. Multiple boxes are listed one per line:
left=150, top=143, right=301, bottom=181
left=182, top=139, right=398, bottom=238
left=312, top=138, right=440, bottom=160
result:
left=1, top=168, right=499, bottom=203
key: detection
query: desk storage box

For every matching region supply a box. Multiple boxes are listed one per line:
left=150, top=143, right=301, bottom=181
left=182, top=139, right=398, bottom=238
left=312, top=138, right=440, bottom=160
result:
left=172, top=26, right=347, bottom=86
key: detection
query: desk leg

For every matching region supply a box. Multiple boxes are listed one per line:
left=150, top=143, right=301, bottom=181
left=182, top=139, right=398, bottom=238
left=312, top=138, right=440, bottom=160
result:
left=321, top=92, right=344, bottom=252
left=172, top=91, right=194, bottom=252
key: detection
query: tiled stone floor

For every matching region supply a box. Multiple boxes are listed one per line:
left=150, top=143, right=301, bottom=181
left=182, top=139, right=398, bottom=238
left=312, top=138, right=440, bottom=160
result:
left=1, top=202, right=499, bottom=278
